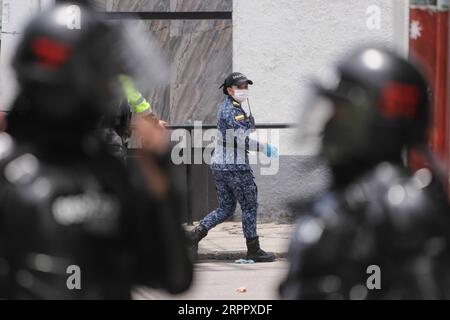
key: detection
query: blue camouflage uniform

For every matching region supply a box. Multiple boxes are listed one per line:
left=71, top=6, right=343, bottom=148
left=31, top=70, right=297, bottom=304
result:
left=200, top=96, right=261, bottom=239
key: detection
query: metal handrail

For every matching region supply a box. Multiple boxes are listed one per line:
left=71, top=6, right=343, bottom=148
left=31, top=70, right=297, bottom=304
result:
left=165, top=123, right=296, bottom=130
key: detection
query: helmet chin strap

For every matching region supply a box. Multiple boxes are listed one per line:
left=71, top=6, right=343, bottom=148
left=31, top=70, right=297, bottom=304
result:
left=246, top=99, right=256, bottom=130
left=246, top=98, right=253, bottom=115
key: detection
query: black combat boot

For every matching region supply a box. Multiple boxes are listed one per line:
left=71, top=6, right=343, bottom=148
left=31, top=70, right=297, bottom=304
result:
left=188, top=224, right=208, bottom=260
left=246, top=236, right=275, bottom=262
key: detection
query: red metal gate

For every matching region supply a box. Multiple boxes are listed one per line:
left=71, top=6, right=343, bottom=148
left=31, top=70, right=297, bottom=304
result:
left=409, top=1, right=450, bottom=192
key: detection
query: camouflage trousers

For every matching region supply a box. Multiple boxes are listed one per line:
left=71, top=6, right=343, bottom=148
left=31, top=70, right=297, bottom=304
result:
left=200, top=170, right=258, bottom=239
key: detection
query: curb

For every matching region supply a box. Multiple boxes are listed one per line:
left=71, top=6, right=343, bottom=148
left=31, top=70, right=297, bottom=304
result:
left=197, top=251, right=287, bottom=261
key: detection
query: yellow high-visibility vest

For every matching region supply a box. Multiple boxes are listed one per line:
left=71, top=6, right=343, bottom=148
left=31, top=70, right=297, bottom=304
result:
left=119, top=74, right=152, bottom=115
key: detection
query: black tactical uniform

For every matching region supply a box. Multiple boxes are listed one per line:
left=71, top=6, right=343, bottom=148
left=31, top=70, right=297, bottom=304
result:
left=99, top=99, right=132, bottom=161
left=280, top=47, right=450, bottom=300
left=0, top=3, right=192, bottom=299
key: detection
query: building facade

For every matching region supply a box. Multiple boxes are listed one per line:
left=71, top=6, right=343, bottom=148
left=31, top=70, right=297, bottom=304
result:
left=0, top=0, right=410, bottom=222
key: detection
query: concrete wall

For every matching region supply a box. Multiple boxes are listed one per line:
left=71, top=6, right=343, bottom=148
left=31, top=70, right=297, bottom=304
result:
left=234, top=0, right=408, bottom=155
left=0, top=1, right=2, bottom=39
left=232, top=0, right=410, bottom=221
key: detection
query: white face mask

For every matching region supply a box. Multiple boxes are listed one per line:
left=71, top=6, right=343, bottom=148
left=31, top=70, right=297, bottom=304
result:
left=232, top=89, right=250, bottom=103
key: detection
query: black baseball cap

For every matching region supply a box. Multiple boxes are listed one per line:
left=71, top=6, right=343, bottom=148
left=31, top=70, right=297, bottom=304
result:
left=219, top=72, right=253, bottom=89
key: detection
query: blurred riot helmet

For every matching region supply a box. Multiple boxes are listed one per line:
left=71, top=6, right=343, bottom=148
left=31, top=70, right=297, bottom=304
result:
left=299, top=46, right=429, bottom=174
left=12, top=3, right=124, bottom=135
left=11, top=2, right=167, bottom=145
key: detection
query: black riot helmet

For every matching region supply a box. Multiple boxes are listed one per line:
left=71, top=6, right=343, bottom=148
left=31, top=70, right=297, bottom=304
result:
left=300, top=46, right=429, bottom=171
left=11, top=3, right=128, bottom=138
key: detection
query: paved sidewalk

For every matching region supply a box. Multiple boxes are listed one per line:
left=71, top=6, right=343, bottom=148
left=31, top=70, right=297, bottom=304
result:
left=134, top=260, right=288, bottom=300
left=185, top=222, right=294, bottom=261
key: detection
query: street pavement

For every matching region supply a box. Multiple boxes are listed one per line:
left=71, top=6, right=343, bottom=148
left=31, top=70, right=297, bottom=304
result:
left=134, top=260, right=288, bottom=300
left=133, top=222, right=293, bottom=300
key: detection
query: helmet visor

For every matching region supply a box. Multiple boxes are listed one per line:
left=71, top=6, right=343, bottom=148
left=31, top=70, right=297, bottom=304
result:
left=298, top=82, right=372, bottom=164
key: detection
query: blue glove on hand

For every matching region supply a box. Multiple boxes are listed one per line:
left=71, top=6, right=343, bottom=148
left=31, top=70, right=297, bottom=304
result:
left=264, top=144, right=278, bottom=158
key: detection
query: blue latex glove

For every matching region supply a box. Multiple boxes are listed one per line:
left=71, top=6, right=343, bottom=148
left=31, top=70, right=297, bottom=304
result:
left=265, top=144, right=279, bottom=158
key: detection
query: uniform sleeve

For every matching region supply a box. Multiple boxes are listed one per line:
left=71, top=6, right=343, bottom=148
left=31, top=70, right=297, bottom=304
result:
left=119, top=74, right=153, bottom=117
left=224, top=107, right=261, bottom=152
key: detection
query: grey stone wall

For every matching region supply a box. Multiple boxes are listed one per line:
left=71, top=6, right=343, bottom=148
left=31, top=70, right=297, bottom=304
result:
left=93, top=0, right=233, bottom=125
